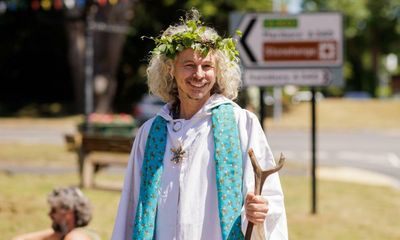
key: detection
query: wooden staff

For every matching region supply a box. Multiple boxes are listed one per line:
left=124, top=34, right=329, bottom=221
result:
left=245, top=148, right=285, bottom=240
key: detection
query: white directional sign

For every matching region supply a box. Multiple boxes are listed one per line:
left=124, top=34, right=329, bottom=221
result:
left=237, top=12, right=343, bottom=68
left=244, top=68, right=332, bottom=86
left=233, top=12, right=343, bottom=86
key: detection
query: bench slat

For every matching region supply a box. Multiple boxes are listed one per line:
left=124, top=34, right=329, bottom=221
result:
left=82, top=135, right=133, bottom=153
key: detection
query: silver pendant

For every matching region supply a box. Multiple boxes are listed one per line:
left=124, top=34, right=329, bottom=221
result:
left=170, top=145, right=185, bottom=164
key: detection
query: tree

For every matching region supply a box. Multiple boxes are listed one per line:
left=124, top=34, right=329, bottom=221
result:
left=0, top=10, right=72, bottom=115
left=0, top=1, right=135, bottom=115
left=65, top=1, right=135, bottom=113
left=302, top=0, right=400, bottom=96
left=0, top=0, right=274, bottom=115
left=114, top=0, right=273, bottom=111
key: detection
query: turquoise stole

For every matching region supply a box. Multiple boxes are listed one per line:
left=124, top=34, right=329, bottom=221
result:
left=133, top=103, right=244, bottom=240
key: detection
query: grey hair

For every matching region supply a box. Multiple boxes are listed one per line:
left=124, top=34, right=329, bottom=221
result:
left=147, top=16, right=242, bottom=103
left=47, top=186, right=92, bottom=227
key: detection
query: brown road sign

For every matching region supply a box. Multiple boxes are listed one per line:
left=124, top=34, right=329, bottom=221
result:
left=264, top=41, right=337, bottom=62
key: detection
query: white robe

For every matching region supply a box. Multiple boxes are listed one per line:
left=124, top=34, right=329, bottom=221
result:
left=112, top=94, right=288, bottom=240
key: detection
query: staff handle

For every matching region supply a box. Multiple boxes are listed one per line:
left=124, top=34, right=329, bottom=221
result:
left=245, top=149, right=285, bottom=240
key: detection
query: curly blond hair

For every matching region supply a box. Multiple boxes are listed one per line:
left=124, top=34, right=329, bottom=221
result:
left=147, top=15, right=242, bottom=103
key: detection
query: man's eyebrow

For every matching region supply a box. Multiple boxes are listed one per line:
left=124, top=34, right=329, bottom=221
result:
left=182, top=60, right=195, bottom=64
left=180, top=59, right=214, bottom=65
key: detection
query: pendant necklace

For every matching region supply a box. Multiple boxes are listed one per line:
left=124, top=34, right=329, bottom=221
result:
left=170, top=144, right=186, bottom=164
left=170, top=102, right=185, bottom=164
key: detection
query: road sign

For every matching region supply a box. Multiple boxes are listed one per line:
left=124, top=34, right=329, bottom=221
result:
left=232, top=12, right=345, bottom=215
left=237, top=12, right=343, bottom=68
left=231, top=12, right=344, bottom=86
left=244, top=68, right=332, bottom=86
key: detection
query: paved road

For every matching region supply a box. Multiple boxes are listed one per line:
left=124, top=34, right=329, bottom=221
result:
left=1, top=124, right=399, bottom=184
left=0, top=125, right=74, bottom=145
left=267, top=129, right=400, bottom=183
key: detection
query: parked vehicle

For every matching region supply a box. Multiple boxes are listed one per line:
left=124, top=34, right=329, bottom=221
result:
left=132, top=94, right=165, bottom=126
left=343, top=91, right=372, bottom=99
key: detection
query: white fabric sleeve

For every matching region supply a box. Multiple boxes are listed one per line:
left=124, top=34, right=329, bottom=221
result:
left=238, top=110, right=288, bottom=240
left=111, top=119, right=153, bottom=240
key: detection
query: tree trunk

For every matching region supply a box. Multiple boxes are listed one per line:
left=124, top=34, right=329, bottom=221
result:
left=93, top=5, right=132, bottom=113
left=370, top=27, right=380, bottom=97
left=371, top=45, right=379, bottom=96
left=64, top=3, right=134, bottom=114
left=65, top=19, right=86, bottom=113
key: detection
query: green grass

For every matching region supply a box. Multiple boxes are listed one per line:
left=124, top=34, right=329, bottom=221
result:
left=1, top=99, right=400, bottom=131
left=266, top=99, right=400, bottom=130
left=283, top=176, right=400, bottom=240
left=0, top=143, right=76, bottom=166
left=1, top=99, right=400, bottom=239
left=1, top=173, right=399, bottom=240
left=0, top=173, right=121, bottom=240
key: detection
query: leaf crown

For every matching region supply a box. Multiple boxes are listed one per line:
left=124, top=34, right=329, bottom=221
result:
left=143, top=11, right=241, bottom=62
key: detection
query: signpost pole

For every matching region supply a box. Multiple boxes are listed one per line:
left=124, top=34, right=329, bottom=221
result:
left=84, top=5, right=96, bottom=132
left=259, top=88, right=266, bottom=130
left=233, top=12, right=343, bottom=214
left=272, top=0, right=285, bottom=123
left=311, top=87, right=317, bottom=214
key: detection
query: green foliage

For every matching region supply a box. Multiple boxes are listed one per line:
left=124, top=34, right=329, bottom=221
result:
left=376, top=85, right=392, bottom=98
left=146, top=15, right=240, bottom=62
left=115, top=1, right=273, bottom=108
left=302, top=0, right=400, bottom=96
left=2, top=172, right=400, bottom=240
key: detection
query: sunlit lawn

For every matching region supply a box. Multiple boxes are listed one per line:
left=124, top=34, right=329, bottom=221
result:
left=0, top=143, right=75, bottom=167
left=0, top=173, right=121, bottom=240
left=284, top=176, right=400, bottom=240
left=267, top=98, right=400, bottom=130
left=1, top=172, right=399, bottom=240
left=1, top=99, right=400, bottom=131
left=1, top=99, right=400, bottom=239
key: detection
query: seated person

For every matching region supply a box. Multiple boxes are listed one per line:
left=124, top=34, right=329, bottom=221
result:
left=13, top=186, right=99, bottom=240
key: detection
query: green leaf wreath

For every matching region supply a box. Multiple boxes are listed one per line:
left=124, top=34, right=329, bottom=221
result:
left=143, top=16, right=242, bottom=62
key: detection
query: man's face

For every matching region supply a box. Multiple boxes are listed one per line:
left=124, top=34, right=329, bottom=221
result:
left=173, top=48, right=217, bottom=102
left=49, top=206, right=70, bottom=234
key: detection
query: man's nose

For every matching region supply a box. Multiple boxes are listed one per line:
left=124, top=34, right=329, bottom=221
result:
left=193, top=66, right=205, bottom=79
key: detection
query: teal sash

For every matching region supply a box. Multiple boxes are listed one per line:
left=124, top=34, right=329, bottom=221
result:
left=133, top=103, right=244, bottom=240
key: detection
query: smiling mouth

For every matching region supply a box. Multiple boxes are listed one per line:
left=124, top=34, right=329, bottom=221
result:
left=187, top=79, right=208, bottom=89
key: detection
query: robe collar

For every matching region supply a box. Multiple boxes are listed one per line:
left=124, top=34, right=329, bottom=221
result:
left=156, top=94, right=240, bottom=122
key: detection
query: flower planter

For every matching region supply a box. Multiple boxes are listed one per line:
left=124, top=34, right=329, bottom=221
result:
left=78, top=113, right=137, bottom=138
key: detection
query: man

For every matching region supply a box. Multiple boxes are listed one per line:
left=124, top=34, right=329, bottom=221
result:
left=13, top=186, right=99, bottom=240
left=113, top=9, right=288, bottom=240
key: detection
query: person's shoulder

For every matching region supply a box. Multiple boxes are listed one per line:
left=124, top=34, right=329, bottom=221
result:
left=231, top=103, right=258, bottom=121
left=64, top=229, right=91, bottom=240
left=65, top=228, right=100, bottom=240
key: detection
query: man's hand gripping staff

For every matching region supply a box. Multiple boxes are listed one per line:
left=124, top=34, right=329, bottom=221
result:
left=245, top=149, right=285, bottom=240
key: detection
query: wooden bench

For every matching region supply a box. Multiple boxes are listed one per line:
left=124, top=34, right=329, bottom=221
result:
left=81, top=134, right=133, bottom=189
left=64, top=134, right=133, bottom=190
